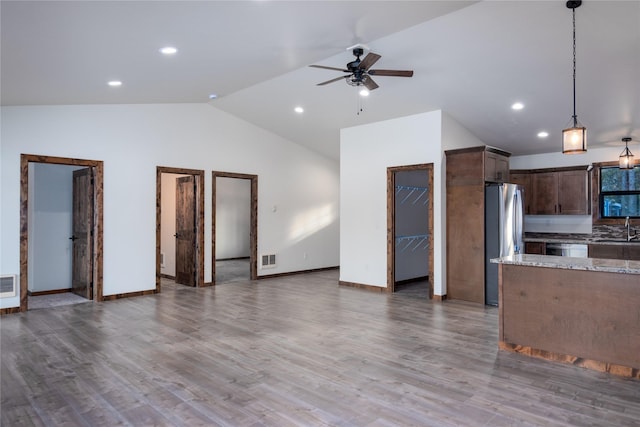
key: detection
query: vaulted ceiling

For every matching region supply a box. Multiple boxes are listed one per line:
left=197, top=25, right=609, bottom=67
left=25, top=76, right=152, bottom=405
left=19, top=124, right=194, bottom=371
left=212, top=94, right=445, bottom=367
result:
left=2, top=1, right=639, bottom=160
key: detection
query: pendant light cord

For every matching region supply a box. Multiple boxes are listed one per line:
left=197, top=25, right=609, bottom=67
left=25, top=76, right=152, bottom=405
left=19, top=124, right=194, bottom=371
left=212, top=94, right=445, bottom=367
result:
left=571, top=6, right=577, bottom=127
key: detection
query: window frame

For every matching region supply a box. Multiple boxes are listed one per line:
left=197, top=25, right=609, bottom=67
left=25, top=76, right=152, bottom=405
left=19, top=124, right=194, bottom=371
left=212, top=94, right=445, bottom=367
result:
left=594, top=162, right=640, bottom=223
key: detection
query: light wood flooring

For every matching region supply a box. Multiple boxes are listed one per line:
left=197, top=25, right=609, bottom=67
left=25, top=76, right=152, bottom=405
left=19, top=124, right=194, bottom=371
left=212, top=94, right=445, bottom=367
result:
left=2, top=269, right=639, bottom=426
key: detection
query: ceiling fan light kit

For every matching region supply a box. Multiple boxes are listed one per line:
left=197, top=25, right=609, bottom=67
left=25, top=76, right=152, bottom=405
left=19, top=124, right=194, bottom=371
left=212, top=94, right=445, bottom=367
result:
left=310, top=47, right=413, bottom=92
left=619, top=137, right=635, bottom=169
left=562, top=0, right=587, bottom=155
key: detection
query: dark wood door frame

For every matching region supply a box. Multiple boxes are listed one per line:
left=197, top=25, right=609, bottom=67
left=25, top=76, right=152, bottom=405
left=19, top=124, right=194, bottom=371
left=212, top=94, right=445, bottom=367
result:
left=212, top=171, right=258, bottom=284
left=387, top=164, right=434, bottom=297
left=156, top=167, right=205, bottom=291
left=20, top=154, right=104, bottom=312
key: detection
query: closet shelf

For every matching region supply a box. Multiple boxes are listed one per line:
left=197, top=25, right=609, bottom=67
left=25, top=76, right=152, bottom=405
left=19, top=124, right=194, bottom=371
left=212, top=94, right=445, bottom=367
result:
left=395, top=185, right=429, bottom=205
left=395, top=234, right=430, bottom=252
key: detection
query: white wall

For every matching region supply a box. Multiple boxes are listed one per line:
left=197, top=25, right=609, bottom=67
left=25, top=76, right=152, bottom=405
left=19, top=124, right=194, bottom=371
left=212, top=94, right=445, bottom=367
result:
left=216, top=177, right=251, bottom=260
left=1, top=103, right=340, bottom=309
left=340, top=110, right=484, bottom=296
left=160, top=173, right=189, bottom=277
left=28, top=163, right=83, bottom=292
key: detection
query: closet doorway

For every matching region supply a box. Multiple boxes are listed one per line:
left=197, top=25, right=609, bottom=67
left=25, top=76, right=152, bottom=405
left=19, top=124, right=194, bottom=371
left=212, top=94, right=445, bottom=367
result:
left=387, top=164, right=434, bottom=298
left=156, top=167, right=205, bottom=289
left=19, top=154, right=104, bottom=312
left=212, top=171, right=258, bottom=285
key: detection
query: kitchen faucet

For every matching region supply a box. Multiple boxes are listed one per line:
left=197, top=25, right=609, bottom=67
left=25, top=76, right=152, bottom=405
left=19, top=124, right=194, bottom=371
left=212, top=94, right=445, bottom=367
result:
left=625, top=216, right=638, bottom=241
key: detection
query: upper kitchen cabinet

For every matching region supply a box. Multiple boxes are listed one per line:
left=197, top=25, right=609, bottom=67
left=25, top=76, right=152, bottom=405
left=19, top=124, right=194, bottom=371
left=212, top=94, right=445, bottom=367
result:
left=532, top=172, right=559, bottom=214
left=557, top=169, right=589, bottom=215
left=509, top=172, right=532, bottom=214
left=510, top=167, right=590, bottom=215
left=484, top=148, right=510, bottom=183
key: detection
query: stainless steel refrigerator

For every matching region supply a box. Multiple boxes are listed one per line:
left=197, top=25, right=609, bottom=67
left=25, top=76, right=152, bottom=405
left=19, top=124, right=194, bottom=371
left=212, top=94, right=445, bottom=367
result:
left=485, top=183, right=524, bottom=306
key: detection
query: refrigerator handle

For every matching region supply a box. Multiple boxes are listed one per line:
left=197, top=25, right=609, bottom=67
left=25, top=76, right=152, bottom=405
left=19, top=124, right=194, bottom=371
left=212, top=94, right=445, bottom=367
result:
left=514, top=188, right=523, bottom=254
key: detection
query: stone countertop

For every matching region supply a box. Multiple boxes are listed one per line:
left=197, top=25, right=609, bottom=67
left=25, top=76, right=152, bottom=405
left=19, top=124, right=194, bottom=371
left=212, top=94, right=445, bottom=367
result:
left=491, top=254, right=640, bottom=274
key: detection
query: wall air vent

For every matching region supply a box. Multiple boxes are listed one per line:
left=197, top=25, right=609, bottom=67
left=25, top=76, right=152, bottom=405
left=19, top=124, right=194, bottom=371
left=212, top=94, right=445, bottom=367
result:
left=0, top=275, right=17, bottom=298
left=261, top=254, right=276, bottom=269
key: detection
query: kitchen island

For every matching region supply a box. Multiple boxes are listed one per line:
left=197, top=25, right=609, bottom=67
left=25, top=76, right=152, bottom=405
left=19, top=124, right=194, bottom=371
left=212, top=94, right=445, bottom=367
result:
left=492, top=254, right=640, bottom=378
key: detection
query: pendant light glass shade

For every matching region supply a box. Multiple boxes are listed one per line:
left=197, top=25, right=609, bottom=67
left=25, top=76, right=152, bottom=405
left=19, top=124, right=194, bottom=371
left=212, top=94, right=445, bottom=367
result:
left=619, top=137, right=634, bottom=169
left=562, top=124, right=587, bottom=154
left=562, top=1, right=587, bottom=154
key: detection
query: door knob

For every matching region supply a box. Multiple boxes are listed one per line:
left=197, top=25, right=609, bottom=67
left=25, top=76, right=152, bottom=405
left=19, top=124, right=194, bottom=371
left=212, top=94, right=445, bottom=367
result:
left=69, top=235, right=78, bottom=241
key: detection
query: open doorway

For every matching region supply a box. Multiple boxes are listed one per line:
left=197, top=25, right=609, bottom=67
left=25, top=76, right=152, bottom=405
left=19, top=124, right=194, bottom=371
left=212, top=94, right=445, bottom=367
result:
left=20, top=154, right=104, bottom=312
left=156, top=167, right=205, bottom=290
left=212, top=171, right=258, bottom=285
left=387, top=164, right=434, bottom=298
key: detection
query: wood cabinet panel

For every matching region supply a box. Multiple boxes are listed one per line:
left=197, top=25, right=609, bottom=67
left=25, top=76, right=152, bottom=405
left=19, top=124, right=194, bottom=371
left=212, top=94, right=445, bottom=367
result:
left=485, top=151, right=510, bottom=183
left=532, top=172, right=559, bottom=214
left=525, top=242, right=545, bottom=255
left=558, top=170, right=589, bottom=214
left=589, top=244, right=625, bottom=260
left=588, top=243, right=640, bottom=260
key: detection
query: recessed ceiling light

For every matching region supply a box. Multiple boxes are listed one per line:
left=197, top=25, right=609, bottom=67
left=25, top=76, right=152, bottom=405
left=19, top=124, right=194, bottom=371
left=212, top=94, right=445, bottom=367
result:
left=294, top=106, right=304, bottom=114
left=537, top=131, right=549, bottom=138
left=359, top=89, right=370, bottom=97
left=208, top=93, right=218, bottom=100
left=511, top=102, right=524, bottom=110
left=160, top=46, right=178, bottom=55
left=108, top=80, right=122, bottom=87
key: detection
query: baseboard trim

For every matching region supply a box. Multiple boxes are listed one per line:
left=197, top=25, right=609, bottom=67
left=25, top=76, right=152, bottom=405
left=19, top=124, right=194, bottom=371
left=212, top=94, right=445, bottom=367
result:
left=394, top=276, right=429, bottom=286
left=160, top=274, right=175, bottom=280
left=102, top=289, right=157, bottom=301
left=258, top=266, right=339, bottom=280
left=0, top=306, right=22, bottom=316
left=432, top=294, right=447, bottom=301
left=216, top=256, right=250, bottom=262
left=202, top=281, right=214, bottom=287
left=27, top=288, right=72, bottom=297
left=338, top=280, right=388, bottom=293
left=499, top=341, right=640, bottom=379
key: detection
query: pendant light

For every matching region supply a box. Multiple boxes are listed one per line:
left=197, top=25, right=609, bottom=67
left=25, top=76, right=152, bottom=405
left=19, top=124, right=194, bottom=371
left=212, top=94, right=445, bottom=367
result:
left=619, top=137, right=635, bottom=169
left=562, top=0, right=587, bottom=154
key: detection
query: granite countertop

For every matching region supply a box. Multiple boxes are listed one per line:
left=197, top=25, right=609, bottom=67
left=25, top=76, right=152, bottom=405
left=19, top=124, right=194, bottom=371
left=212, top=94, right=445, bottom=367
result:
left=492, top=254, right=640, bottom=275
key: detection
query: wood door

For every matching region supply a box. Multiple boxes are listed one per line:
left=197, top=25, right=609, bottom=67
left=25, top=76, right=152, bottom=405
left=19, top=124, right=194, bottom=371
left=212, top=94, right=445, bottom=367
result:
left=175, top=176, right=196, bottom=286
left=71, top=168, right=94, bottom=299
left=557, top=170, right=589, bottom=214
left=532, top=172, right=558, bottom=214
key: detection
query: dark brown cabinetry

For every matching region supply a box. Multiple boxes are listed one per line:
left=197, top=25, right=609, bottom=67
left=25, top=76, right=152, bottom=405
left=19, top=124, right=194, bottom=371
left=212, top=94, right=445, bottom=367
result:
left=524, top=242, right=545, bottom=254
left=589, top=244, right=640, bottom=260
left=510, top=167, right=589, bottom=215
left=484, top=150, right=510, bottom=183
left=445, top=145, right=511, bottom=303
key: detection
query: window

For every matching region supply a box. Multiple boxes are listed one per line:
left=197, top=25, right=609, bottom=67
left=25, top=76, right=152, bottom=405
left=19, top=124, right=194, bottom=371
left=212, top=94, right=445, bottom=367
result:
left=599, top=166, right=640, bottom=218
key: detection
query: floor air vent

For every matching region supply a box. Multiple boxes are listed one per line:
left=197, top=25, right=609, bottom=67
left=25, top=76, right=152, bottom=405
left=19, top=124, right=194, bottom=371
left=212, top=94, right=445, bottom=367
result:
left=261, top=254, right=276, bottom=269
left=0, top=275, right=17, bottom=298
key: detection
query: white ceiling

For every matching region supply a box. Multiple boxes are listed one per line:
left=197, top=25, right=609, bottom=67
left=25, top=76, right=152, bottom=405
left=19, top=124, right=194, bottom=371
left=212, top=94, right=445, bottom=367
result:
left=2, top=1, right=639, bottom=160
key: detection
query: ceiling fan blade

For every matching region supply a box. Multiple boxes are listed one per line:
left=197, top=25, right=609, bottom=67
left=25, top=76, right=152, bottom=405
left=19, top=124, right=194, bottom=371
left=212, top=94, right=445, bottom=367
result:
left=317, top=75, right=349, bottom=86
left=364, top=76, right=379, bottom=91
left=309, top=65, right=350, bottom=72
left=368, top=69, right=414, bottom=77
left=358, top=52, right=381, bottom=71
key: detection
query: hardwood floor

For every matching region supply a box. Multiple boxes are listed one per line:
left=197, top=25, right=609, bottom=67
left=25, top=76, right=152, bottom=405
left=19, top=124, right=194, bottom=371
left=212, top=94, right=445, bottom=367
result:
left=2, top=269, right=639, bottom=426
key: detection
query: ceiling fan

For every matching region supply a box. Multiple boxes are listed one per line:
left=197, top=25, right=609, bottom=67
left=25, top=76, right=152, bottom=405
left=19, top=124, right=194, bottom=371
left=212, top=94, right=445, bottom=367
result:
left=309, top=47, right=413, bottom=91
